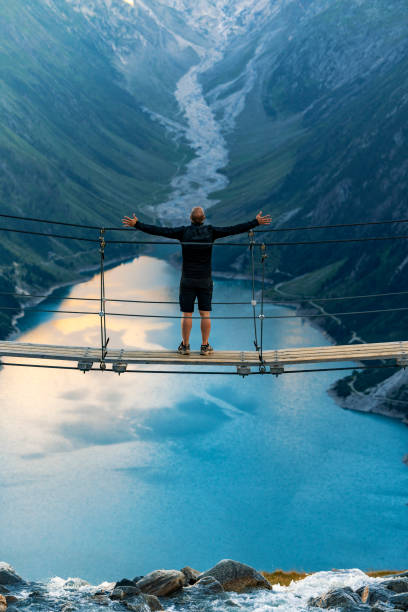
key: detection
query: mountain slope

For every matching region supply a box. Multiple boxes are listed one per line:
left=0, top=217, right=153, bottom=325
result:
left=0, top=0, right=195, bottom=337
left=206, top=0, right=408, bottom=415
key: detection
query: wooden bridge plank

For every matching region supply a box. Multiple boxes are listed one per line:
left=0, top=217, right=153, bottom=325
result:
left=0, top=340, right=407, bottom=368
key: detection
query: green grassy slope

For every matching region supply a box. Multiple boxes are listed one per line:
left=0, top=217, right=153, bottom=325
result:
left=0, top=0, right=190, bottom=337
left=209, top=0, right=408, bottom=400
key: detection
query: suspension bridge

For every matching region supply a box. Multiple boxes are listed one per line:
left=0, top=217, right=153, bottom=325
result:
left=0, top=211, right=408, bottom=377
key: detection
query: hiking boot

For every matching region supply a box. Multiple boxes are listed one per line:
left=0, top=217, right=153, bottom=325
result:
left=200, top=343, right=214, bottom=356
left=178, top=342, right=190, bottom=355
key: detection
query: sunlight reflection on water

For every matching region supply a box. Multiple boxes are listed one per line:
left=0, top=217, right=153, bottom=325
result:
left=0, top=256, right=407, bottom=583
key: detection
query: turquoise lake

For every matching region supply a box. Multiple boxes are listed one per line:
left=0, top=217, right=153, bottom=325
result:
left=0, top=255, right=407, bottom=583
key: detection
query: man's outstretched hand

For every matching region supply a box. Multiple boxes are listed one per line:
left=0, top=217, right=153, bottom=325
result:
left=256, top=211, right=272, bottom=225
left=122, top=213, right=138, bottom=228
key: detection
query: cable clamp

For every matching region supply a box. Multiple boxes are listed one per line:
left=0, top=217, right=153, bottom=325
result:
left=237, top=364, right=251, bottom=377
left=99, top=228, right=106, bottom=253
left=258, top=314, right=265, bottom=319
left=251, top=299, right=257, bottom=307
left=270, top=363, right=284, bottom=376
left=113, top=361, right=128, bottom=375
left=77, top=359, right=93, bottom=373
left=99, top=311, right=104, bottom=317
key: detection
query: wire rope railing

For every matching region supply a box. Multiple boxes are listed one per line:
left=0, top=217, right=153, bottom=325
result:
left=2, top=289, right=408, bottom=305
left=3, top=210, right=408, bottom=233
left=1, top=211, right=408, bottom=376
left=0, top=361, right=399, bottom=376
left=3, top=223, right=408, bottom=247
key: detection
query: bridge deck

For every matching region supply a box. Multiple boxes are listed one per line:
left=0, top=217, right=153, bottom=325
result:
left=0, top=340, right=407, bottom=371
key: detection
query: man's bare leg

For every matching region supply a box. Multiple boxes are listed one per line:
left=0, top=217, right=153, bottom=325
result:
left=200, top=310, right=211, bottom=345
left=181, top=312, right=193, bottom=346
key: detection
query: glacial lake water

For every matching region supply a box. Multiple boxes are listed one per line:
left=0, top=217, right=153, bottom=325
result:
left=0, top=255, right=407, bottom=584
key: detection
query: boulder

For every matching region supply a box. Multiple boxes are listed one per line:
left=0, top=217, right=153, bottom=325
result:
left=133, top=576, right=144, bottom=583
left=389, top=593, right=408, bottom=609
left=142, top=594, right=164, bottom=611
left=0, top=594, right=6, bottom=612
left=136, top=570, right=186, bottom=597
left=91, top=592, right=110, bottom=606
left=0, top=563, right=23, bottom=585
left=225, top=599, right=241, bottom=607
left=184, top=576, right=224, bottom=595
left=6, top=595, right=18, bottom=604
left=382, top=578, right=408, bottom=593
left=125, top=599, right=150, bottom=612
left=64, top=578, right=89, bottom=590
left=357, top=584, right=391, bottom=605
left=180, top=566, right=201, bottom=585
left=116, top=578, right=138, bottom=588
left=125, top=594, right=163, bottom=611
left=371, top=604, right=397, bottom=612
left=199, top=560, right=272, bottom=593
left=309, top=586, right=362, bottom=609
left=110, top=585, right=141, bottom=600
left=29, top=590, right=45, bottom=599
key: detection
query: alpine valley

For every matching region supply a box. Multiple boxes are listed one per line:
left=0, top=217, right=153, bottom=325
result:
left=1, top=0, right=408, bottom=419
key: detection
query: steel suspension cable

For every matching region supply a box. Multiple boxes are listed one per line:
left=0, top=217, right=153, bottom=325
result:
left=106, top=234, right=408, bottom=246
left=3, top=223, right=408, bottom=247
left=255, top=218, right=408, bottom=233
left=0, top=226, right=97, bottom=242
left=0, top=361, right=400, bottom=375
left=3, top=289, right=408, bottom=305
left=99, top=230, right=109, bottom=368
left=0, top=212, right=101, bottom=230
left=3, top=305, right=408, bottom=319
left=3, top=210, right=408, bottom=233
left=259, top=244, right=267, bottom=367
left=0, top=361, right=249, bottom=375
left=248, top=230, right=259, bottom=351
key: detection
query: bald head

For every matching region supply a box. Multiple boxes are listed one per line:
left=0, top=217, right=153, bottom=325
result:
left=190, top=206, right=205, bottom=225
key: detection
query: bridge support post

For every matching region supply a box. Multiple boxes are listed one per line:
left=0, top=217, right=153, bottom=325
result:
left=99, top=228, right=109, bottom=369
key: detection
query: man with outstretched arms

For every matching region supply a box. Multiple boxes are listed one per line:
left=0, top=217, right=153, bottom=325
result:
left=122, top=207, right=271, bottom=355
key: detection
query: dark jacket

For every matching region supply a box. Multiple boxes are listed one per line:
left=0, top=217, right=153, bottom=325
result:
left=135, top=218, right=259, bottom=279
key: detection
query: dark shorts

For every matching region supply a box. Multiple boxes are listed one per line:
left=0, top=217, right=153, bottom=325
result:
left=179, top=277, right=213, bottom=312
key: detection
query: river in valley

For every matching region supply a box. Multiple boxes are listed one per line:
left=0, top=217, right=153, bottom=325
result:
left=0, top=254, right=407, bottom=585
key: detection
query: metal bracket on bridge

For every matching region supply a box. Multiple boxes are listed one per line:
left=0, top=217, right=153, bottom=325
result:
left=77, top=359, right=94, bottom=373
left=113, top=361, right=128, bottom=375
left=270, top=362, right=285, bottom=377
left=237, top=364, right=251, bottom=377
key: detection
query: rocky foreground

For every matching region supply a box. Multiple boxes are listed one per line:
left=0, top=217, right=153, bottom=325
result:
left=1, top=560, right=408, bottom=611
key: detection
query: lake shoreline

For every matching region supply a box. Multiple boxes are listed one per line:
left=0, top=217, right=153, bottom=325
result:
left=1, top=560, right=407, bottom=612
left=2, top=252, right=407, bottom=439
